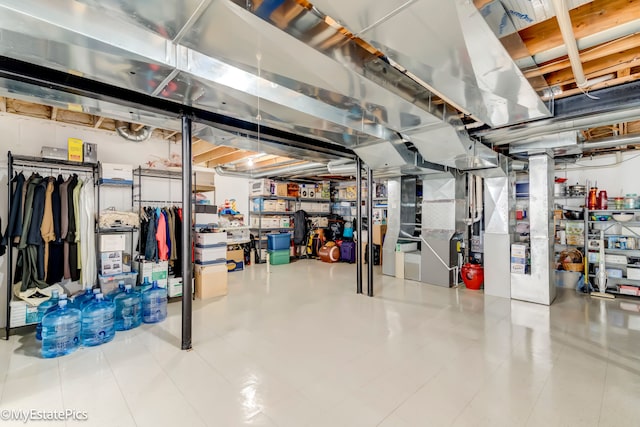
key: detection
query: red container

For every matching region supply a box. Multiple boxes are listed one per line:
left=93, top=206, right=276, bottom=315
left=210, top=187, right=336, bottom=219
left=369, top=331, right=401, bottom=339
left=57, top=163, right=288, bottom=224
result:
left=461, top=263, right=484, bottom=290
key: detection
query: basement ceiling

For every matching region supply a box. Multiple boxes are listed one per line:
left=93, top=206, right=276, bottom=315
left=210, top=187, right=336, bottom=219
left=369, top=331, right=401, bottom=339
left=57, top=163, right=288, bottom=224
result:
left=0, top=0, right=638, bottom=171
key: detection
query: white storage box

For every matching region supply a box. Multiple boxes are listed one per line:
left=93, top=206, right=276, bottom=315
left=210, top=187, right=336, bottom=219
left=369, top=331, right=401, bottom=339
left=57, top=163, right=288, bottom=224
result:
left=100, top=234, right=126, bottom=252
left=511, top=244, right=527, bottom=258
left=195, top=246, right=227, bottom=263
left=195, top=232, right=227, bottom=246
left=605, top=254, right=628, bottom=265
left=167, top=277, right=194, bottom=298
left=9, top=300, right=38, bottom=327
left=100, top=163, right=133, bottom=182
left=511, top=263, right=527, bottom=274
left=628, top=266, right=640, bottom=280
left=250, top=179, right=273, bottom=196
left=280, top=217, right=290, bottom=228
left=133, top=260, right=168, bottom=286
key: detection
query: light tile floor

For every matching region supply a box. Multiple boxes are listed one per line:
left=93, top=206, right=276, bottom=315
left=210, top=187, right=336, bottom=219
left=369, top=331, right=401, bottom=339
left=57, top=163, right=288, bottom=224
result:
left=2, top=260, right=640, bottom=426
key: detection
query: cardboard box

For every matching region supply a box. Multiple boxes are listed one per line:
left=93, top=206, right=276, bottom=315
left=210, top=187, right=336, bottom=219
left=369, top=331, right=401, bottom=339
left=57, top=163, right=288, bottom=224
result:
left=227, top=259, right=244, bottom=272
left=134, top=260, right=169, bottom=286
left=280, top=217, right=290, bottom=228
left=619, top=285, right=639, bottom=296
left=100, top=234, right=126, bottom=252
left=167, top=277, right=193, bottom=298
left=100, top=251, right=123, bottom=275
left=227, top=248, right=244, bottom=263
left=511, top=244, right=527, bottom=258
left=287, top=183, right=299, bottom=198
left=566, top=235, right=584, bottom=246
left=627, top=266, right=640, bottom=280
left=195, top=232, right=227, bottom=246
left=68, top=137, right=83, bottom=162
left=605, top=254, right=628, bottom=265
left=511, top=256, right=527, bottom=265
left=250, top=179, right=273, bottom=196
left=373, top=224, right=387, bottom=245
left=275, top=183, right=288, bottom=197
left=9, top=300, right=38, bottom=327
left=195, top=264, right=228, bottom=300
left=511, top=263, right=527, bottom=274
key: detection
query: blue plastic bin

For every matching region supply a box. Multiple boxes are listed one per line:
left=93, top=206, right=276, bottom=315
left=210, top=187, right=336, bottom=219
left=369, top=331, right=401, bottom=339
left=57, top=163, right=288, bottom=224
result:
left=267, top=233, right=291, bottom=251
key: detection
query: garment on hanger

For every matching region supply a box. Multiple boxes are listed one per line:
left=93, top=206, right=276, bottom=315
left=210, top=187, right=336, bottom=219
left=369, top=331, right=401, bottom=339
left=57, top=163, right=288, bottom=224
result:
left=156, top=211, right=168, bottom=261
left=78, top=178, right=95, bottom=287
left=2, top=172, right=25, bottom=246
left=73, top=178, right=83, bottom=273
left=41, top=178, right=55, bottom=280
left=46, top=175, right=64, bottom=285
left=144, top=207, right=158, bottom=262
left=67, top=175, right=80, bottom=282
left=60, top=176, right=72, bottom=280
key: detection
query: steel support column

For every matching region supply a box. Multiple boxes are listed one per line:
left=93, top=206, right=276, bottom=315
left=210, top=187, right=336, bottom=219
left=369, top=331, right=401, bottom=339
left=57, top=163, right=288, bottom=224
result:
left=356, top=157, right=363, bottom=294
left=367, top=166, right=374, bottom=297
left=181, top=115, right=193, bottom=350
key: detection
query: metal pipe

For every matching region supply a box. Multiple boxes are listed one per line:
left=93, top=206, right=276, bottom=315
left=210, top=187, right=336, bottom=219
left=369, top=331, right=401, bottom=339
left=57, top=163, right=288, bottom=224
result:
left=482, top=106, right=640, bottom=145
left=367, top=166, right=374, bottom=297
left=578, top=133, right=640, bottom=151
left=114, top=120, right=153, bottom=142
left=5, top=151, right=12, bottom=340
left=551, top=0, right=587, bottom=88
left=181, top=115, right=193, bottom=351
left=356, top=157, right=363, bottom=294
left=214, top=162, right=325, bottom=178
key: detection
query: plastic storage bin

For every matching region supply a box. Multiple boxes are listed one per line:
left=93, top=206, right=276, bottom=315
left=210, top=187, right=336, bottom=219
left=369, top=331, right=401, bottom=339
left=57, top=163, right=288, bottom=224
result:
left=99, top=271, right=138, bottom=295
left=267, top=233, right=291, bottom=251
left=268, top=249, right=290, bottom=265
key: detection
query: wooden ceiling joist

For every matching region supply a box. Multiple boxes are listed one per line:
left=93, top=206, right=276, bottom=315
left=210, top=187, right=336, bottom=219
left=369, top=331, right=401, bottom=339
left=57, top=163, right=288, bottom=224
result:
left=193, top=146, right=238, bottom=164
left=0, top=97, right=6, bottom=113
left=517, top=0, right=640, bottom=59
left=93, top=116, right=105, bottom=128
left=164, top=130, right=179, bottom=140
left=206, top=151, right=256, bottom=167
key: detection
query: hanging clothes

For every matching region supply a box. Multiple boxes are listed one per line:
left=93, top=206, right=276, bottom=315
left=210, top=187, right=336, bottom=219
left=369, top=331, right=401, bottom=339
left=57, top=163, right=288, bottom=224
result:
left=163, top=209, right=171, bottom=261
left=46, top=175, right=65, bottom=285
left=73, top=178, right=83, bottom=274
left=2, top=172, right=25, bottom=246
left=144, top=207, right=158, bottom=262
left=59, top=176, right=72, bottom=280
left=67, top=175, right=80, bottom=282
left=78, top=178, right=96, bottom=287
left=173, top=206, right=183, bottom=277
left=156, top=211, right=168, bottom=261
left=40, top=177, right=55, bottom=280
left=28, top=179, right=47, bottom=280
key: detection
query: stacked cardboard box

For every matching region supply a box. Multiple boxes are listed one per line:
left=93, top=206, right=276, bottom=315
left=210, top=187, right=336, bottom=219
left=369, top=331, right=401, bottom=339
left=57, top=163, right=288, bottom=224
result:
left=511, top=243, right=529, bottom=274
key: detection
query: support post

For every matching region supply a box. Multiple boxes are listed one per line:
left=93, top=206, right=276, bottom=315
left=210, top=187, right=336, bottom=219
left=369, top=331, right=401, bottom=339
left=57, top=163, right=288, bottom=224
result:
left=181, top=116, right=193, bottom=350
left=367, top=166, right=374, bottom=297
left=356, top=157, right=363, bottom=294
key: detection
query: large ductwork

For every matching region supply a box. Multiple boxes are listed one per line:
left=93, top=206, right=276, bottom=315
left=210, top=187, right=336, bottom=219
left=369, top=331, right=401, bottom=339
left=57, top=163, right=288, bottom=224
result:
left=114, top=120, right=153, bottom=142
left=0, top=0, right=550, bottom=172
left=215, top=162, right=325, bottom=179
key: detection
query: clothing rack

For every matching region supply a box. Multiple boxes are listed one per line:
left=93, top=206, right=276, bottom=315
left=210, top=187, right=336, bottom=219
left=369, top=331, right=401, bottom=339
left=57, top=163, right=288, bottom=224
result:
left=5, top=151, right=97, bottom=339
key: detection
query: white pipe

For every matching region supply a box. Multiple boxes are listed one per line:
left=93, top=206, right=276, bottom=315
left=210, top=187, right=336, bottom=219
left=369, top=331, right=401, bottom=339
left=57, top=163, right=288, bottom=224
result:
left=473, top=175, right=483, bottom=224
left=551, top=0, right=588, bottom=88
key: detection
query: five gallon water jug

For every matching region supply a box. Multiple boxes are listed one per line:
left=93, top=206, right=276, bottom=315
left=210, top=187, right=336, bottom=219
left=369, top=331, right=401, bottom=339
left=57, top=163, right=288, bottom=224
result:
left=78, top=288, right=102, bottom=311
left=36, top=293, right=68, bottom=340
left=135, top=276, right=151, bottom=294
left=142, top=280, right=167, bottom=324
left=114, top=285, right=142, bottom=331
left=35, top=290, right=60, bottom=341
left=81, top=293, right=116, bottom=347
left=72, top=288, right=95, bottom=309
left=41, top=300, right=81, bottom=358
left=106, top=281, right=126, bottom=301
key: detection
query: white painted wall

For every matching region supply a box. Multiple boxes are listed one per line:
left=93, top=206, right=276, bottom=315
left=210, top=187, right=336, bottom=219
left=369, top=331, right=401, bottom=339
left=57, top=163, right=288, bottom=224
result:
left=0, top=113, right=250, bottom=328
left=556, top=151, right=640, bottom=204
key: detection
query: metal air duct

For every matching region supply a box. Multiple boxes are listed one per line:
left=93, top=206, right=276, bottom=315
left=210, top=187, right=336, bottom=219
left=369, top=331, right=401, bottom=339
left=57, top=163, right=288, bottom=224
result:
left=215, top=162, right=325, bottom=179
left=115, top=121, right=153, bottom=142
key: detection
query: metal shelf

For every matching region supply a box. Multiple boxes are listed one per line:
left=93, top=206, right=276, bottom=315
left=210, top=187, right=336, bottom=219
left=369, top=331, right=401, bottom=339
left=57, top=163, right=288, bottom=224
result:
left=249, top=227, right=293, bottom=231
left=97, top=227, right=138, bottom=234
left=250, top=211, right=294, bottom=215
left=250, top=195, right=296, bottom=200
left=605, top=290, right=640, bottom=298
left=298, top=197, right=331, bottom=202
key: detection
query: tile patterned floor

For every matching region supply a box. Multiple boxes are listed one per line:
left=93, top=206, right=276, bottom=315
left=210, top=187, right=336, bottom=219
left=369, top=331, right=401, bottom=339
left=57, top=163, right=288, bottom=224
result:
left=2, top=260, right=640, bottom=426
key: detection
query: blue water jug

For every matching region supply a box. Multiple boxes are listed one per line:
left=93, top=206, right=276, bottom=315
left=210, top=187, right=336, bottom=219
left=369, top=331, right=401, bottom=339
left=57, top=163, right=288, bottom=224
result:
left=142, top=280, right=167, bottom=324
left=35, top=290, right=60, bottom=341
left=114, top=285, right=142, bottom=331
left=81, top=293, right=116, bottom=347
left=72, top=288, right=95, bottom=309
left=36, top=293, right=68, bottom=340
left=79, top=288, right=102, bottom=311
left=41, top=300, right=81, bottom=358
left=106, top=281, right=126, bottom=301
left=135, top=276, right=151, bottom=294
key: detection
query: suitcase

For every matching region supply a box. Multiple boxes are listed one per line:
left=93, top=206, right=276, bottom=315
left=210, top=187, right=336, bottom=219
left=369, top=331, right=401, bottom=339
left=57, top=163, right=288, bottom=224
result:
left=340, top=240, right=356, bottom=263
left=319, top=244, right=340, bottom=263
